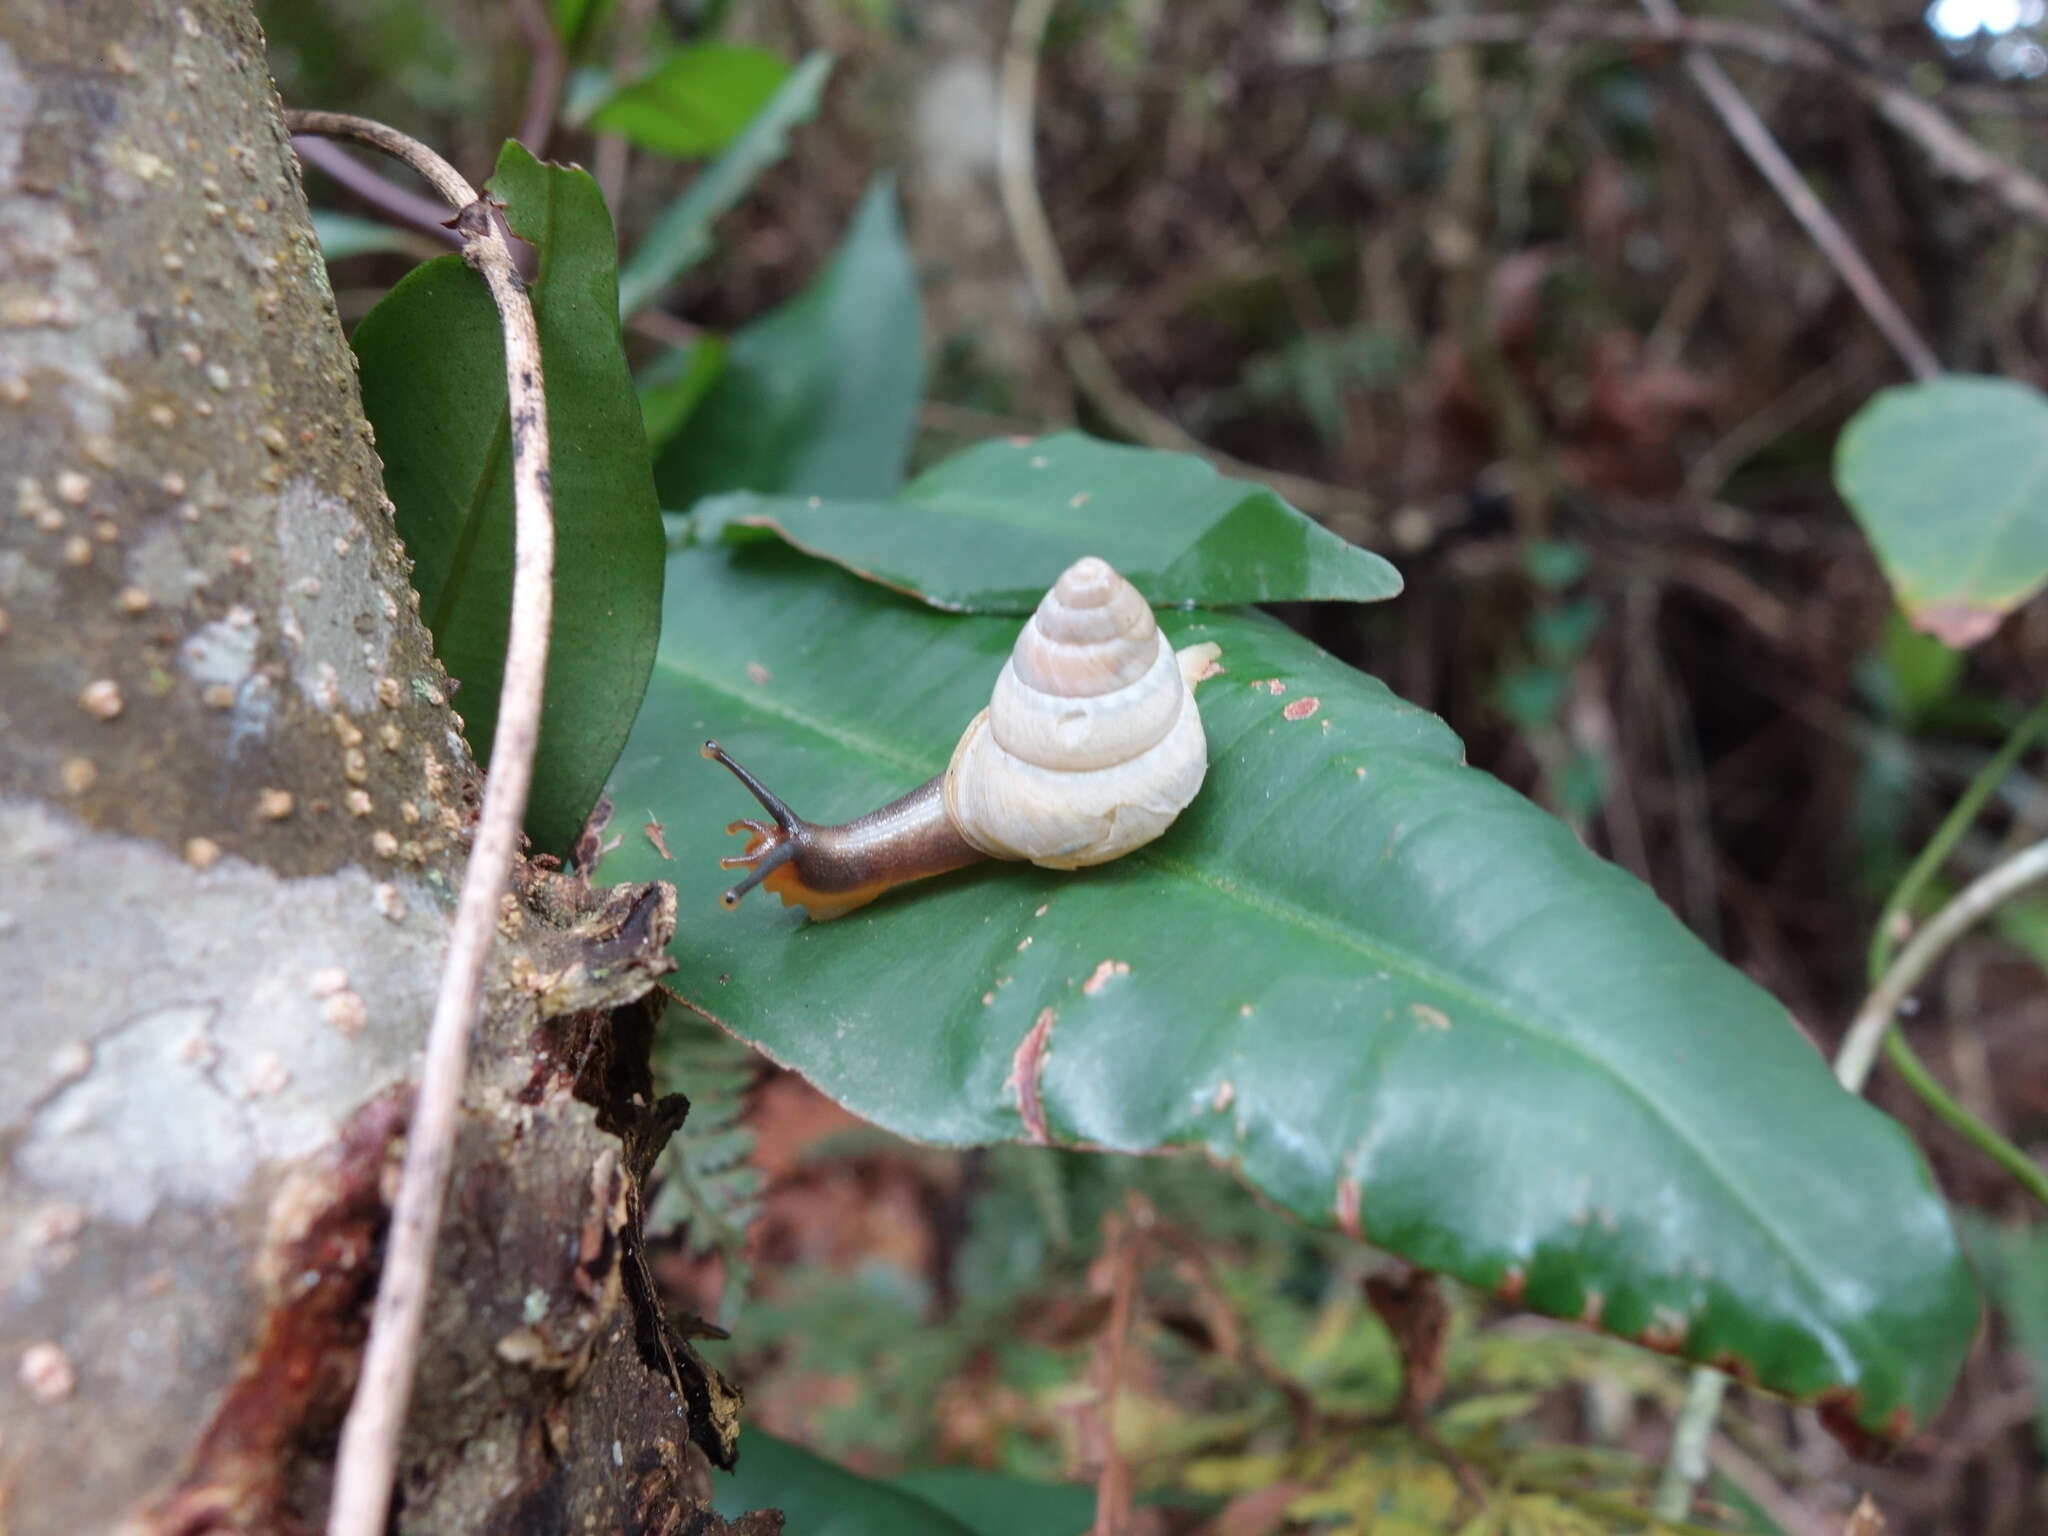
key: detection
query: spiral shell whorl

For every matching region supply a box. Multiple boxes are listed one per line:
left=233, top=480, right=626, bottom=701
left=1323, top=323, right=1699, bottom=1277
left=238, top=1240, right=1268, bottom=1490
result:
left=944, top=557, right=1209, bottom=869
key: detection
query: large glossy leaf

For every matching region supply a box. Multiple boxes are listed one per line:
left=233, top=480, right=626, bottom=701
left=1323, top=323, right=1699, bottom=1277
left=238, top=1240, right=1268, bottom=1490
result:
left=616, top=53, right=833, bottom=318
left=698, top=430, right=1402, bottom=612
left=600, top=540, right=1977, bottom=1437
left=355, top=142, right=662, bottom=853
left=711, top=1432, right=977, bottom=1534
left=589, top=44, right=789, bottom=157
left=888, top=1469, right=1094, bottom=1536
left=652, top=178, right=922, bottom=503
left=1836, top=376, right=2048, bottom=647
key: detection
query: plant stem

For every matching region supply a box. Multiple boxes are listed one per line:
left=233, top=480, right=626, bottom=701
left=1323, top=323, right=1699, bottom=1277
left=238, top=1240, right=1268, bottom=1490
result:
left=285, top=109, right=556, bottom=1536
left=1867, top=698, right=2048, bottom=984
left=1838, top=836, right=2048, bottom=1093
left=1635, top=0, right=1941, bottom=380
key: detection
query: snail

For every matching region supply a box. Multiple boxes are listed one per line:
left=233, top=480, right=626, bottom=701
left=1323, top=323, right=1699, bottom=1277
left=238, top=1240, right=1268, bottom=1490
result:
left=703, top=555, right=1222, bottom=920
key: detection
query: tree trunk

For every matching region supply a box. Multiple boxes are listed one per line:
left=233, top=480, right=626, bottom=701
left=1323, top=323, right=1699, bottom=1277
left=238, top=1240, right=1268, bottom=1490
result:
left=0, top=4, right=766, bottom=1531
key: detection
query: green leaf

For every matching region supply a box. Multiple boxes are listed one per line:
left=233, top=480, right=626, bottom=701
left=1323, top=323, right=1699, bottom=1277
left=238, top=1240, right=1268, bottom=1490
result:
left=887, top=1470, right=1094, bottom=1536
left=617, top=52, right=832, bottom=317
left=638, top=334, right=728, bottom=448
left=310, top=210, right=437, bottom=262
left=551, top=0, right=611, bottom=48
left=653, top=177, right=922, bottom=506
left=693, top=431, right=1402, bottom=612
left=354, top=142, right=663, bottom=853
left=589, top=44, right=790, bottom=157
left=711, top=1432, right=978, bottom=1534
left=601, top=541, right=1978, bottom=1438
left=1959, top=1214, right=2048, bottom=1458
left=1836, top=376, right=2048, bottom=648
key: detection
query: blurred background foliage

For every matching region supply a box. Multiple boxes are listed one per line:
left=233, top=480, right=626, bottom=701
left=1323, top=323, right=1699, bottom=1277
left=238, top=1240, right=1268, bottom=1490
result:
left=266, top=1, right=2048, bottom=1529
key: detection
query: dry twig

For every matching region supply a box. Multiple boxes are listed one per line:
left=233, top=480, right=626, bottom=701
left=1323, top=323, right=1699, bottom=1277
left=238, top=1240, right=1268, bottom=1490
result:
left=509, top=0, right=566, bottom=159
left=996, top=0, right=1384, bottom=539
left=1635, top=0, right=1941, bottom=380
left=284, top=109, right=556, bottom=1536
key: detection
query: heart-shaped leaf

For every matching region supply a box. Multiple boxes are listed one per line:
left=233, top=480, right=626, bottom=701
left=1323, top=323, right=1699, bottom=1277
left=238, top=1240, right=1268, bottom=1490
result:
left=355, top=142, right=663, bottom=853
left=651, top=178, right=922, bottom=501
left=697, top=430, right=1402, bottom=611
left=599, top=539, right=1976, bottom=1440
left=1836, top=375, right=2048, bottom=647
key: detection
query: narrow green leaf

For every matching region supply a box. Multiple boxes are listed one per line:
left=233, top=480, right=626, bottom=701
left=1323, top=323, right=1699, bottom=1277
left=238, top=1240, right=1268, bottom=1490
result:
left=310, top=210, right=437, bottom=263
left=589, top=44, right=789, bottom=157
left=354, top=142, right=663, bottom=853
left=695, top=431, right=1401, bottom=612
left=638, top=334, right=728, bottom=448
left=654, top=177, right=922, bottom=505
left=601, top=541, right=1977, bottom=1439
left=617, top=52, right=832, bottom=317
left=1836, top=376, right=2048, bottom=648
left=711, top=1432, right=978, bottom=1534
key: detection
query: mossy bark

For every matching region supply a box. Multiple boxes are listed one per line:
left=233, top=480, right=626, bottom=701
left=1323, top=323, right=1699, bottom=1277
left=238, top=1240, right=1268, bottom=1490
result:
left=0, top=4, right=764, bottom=1531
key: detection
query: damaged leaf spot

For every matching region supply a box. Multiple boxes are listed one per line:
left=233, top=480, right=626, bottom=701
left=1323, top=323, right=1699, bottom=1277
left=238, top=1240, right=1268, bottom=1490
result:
left=643, top=817, right=672, bottom=860
left=1211, top=1080, right=1234, bottom=1112
left=1410, top=1003, right=1451, bottom=1031
left=744, top=661, right=772, bottom=686
left=1334, top=1177, right=1364, bottom=1242
left=1006, top=1008, right=1056, bottom=1145
left=1251, top=677, right=1287, bottom=696
left=1282, top=695, right=1320, bottom=722
left=1081, top=958, right=1130, bottom=995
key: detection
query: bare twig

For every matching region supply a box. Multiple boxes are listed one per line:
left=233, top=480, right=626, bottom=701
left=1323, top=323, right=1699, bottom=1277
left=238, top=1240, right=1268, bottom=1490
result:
left=1837, top=837, right=2048, bottom=1093
left=995, top=0, right=1384, bottom=540
left=1085, top=1199, right=1147, bottom=1536
left=1636, top=0, right=1941, bottom=381
left=291, top=135, right=463, bottom=251
left=285, top=109, right=555, bottom=1536
left=510, top=0, right=566, bottom=159
left=596, top=0, right=662, bottom=211
left=1295, top=11, right=2048, bottom=230
left=1286, top=12, right=1840, bottom=73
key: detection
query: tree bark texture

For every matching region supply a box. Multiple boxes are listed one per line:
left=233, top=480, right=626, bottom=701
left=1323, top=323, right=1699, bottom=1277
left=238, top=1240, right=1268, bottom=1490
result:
left=0, top=4, right=766, bottom=1532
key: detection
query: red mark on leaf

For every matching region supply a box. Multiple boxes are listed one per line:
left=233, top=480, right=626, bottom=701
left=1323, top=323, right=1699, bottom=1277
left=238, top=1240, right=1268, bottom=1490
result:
left=1282, top=696, right=1320, bottom=721
left=1006, top=1008, right=1056, bottom=1145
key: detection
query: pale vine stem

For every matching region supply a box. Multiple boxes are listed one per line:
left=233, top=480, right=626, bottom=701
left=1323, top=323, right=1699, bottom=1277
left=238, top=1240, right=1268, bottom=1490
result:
left=995, top=0, right=1384, bottom=540
left=282, top=109, right=556, bottom=1536
left=1659, top=748, right=2048, bottom=1519
left=1635, top=0, right=1941, bottom=381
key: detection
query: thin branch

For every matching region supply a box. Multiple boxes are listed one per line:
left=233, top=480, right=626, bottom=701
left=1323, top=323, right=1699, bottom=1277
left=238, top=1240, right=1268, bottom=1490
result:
left=1285, top=12, right=1841, bottom=73
left=1281, top=10, right=2047, bottom=115
left=285, top=109, right=556, bottom=1536
left=995, top=0, right=1384, bottom=541
left=291, top=135, right=462, bottom=251
left=510, top=0, right=567, bottom=159
left=1653, top=1361, right=1726, bottom=1520
left=1839, top=838, right=2048, bottom=1090
left=1636, top=0, right=1942, bottom=381
left=1292, top=12, right=2048, bottom=230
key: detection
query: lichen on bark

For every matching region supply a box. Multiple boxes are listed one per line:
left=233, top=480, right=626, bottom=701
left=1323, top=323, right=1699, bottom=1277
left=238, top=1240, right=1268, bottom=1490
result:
left=0, top=4, right=762, bottom=1531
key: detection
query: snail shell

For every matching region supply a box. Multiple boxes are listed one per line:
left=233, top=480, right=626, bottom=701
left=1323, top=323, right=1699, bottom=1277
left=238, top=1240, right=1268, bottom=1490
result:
left=945, top=555, right=1211, bottom=868
left=704, top=556, right=1219, bottom=918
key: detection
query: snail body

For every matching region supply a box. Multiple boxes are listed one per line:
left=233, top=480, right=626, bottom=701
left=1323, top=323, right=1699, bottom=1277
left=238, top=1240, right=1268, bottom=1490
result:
left=705, top=555, right=1219, bottom=920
